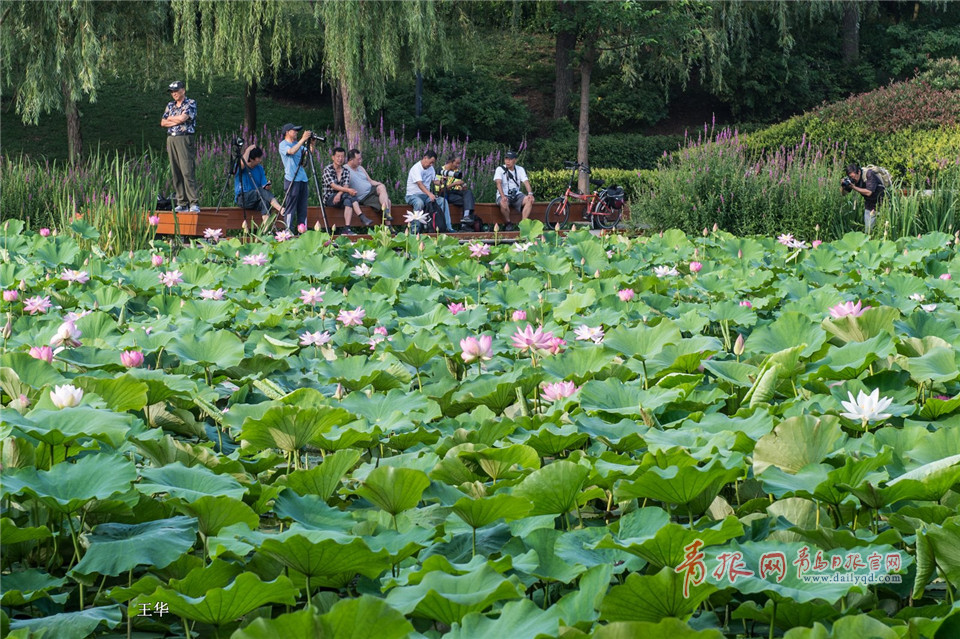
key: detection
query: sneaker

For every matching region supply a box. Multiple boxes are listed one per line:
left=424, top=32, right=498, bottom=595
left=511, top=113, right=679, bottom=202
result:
left=341, top=226, right=357, bottom=235
left=503, top=223, right=519, bottom=232
left=359, top=214, right=375, bottom=226
left=174, top=205, right=188, bottom=213
left=188, top=205, right=201, bottom=213
left=383, top=210, right=393, bottom=223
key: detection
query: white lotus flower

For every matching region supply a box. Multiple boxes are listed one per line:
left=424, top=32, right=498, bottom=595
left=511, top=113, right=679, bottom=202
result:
left=405, top=209, right=429, bottom=225
left=351, top=263, right=372, bottom=277
left=50, top=384, right=83, bottom=409
left=513, top=242, right=533, bottom=253
left=839, top=388, right=893, bottom=428
left=653, top=265, right=679, bottom=278
left=353, top=249, right=377, bottom=262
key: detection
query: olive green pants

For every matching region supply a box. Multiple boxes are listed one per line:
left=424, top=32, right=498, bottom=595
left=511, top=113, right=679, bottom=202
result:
left=166, top=134, right=199, bottom=208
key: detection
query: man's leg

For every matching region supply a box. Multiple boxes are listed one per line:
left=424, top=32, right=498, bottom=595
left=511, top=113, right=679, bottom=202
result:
left=182, top=135, right=200, bottom=209
left=295, top=182, right=309, bottom=228
left=521, top=194, right=534, bottom=220
left=283, top=180, right=298, bottom=228
left=498, top=197, right=511, bottom=225
left=461, top=189, right=476, bottom=221
left=167, top=137, right=187, bottom=209
left=438, top=197, right=452, bottom=231
left=376, top=184, right=392, bottom=221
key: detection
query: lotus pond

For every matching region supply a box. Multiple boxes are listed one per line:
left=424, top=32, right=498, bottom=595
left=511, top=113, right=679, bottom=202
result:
left=2, top=219, right=960, bottom=639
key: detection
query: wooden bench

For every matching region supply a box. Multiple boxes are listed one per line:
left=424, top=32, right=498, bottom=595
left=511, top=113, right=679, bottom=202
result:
left=154, top=201, right=627, bottom=236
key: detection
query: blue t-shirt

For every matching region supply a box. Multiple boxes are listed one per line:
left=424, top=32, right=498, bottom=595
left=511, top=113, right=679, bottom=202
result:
left=279, top=140, right=307, bottom=182
left=234, top=164, right=268, bottom=197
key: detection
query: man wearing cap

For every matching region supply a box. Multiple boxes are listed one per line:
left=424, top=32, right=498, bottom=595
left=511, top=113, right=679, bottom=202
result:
left=279, top=123, right=313, bottom=231
left=160, top=81, right=200, bottom=213
left=494, top=151, right=534, bottom=231
left=235, top=145, right=285, bottom=226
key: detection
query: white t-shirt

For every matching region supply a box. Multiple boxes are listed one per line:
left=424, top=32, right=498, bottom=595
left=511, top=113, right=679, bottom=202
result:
left=406, top=161, right=436, bottom=197
left=494, top=164, right=528, bottom=198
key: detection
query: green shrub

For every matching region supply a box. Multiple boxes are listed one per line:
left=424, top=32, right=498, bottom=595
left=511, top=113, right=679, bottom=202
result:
left=524, top=132, right=684, bottom=171
left=527, top=168, right=646, bottom=205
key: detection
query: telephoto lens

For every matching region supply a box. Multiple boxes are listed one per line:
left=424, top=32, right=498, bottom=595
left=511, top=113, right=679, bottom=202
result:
left=309, top=132, right=326, bottom=142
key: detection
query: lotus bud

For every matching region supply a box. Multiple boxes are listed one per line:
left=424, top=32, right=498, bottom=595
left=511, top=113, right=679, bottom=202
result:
left=332, top=225, right=337, bottom=234
left=3, top=290, right=18, bottom=302
left=10, top=394, right=30, bottom=413
left=503, top=263, right=510, bottom=274
left=93, top=300, right=99, bottom=309
left=2, top=316, right=12, bottom=340
left=555, top=223, right=560, bottom=232
left=18, top=280, right=27, bottom=291
left=52, top=228, right=58, bottom=236
left=315, top=220, right=322, bottom=231
left=702, top=227, right=709, bottom=237
left=419, top=241, right=424, bottom=252
left=693, top=248, right=699, bottom=257
left=815, top=224, right=820, bottom=232
left=737, top=249, right=743, bottom=259
left=129, top=251, right=134, bottom=259
left=494, top=223, right=500, bottom=233
left=107, top=230, right=113, bottom=239
left=334, top=383, right=345, bottom=400
left=594, top=269, right=600, bottom=278
left=885, top=267, right=891, bottom=274
left=580, top=258, right=585, bottom=266
left=733, top=333, right=745, bottom=356
left=242, top=219, right=248, bottom=231
left=713, top=223, right=718, bottom=232
left=477, top=275, right=482, bottom=283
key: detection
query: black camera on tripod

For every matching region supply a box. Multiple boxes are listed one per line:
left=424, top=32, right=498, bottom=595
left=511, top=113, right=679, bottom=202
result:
left=439, top=168, right=463, bottom=180
left=308, top=132, right=326, bottom=142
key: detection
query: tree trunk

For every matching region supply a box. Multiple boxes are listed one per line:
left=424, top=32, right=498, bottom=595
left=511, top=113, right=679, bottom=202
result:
left=340, top=78, right=362, bottom=148
left=243, top=81, right=257, bottom=134
left=332, top=83, right=344, bottom=135
left=576, top=43, right=596, bottom=195
left=841, top=2, right=860, bottom=65
left=553, top=2, right=576, bottom=120
left=63, top=82, right=82, bottom=164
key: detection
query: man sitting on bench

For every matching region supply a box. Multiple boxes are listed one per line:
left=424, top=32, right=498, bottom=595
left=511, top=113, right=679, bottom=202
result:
left=346, top=148, right=392, bottom=225
left=235, top=145, right=285, bottom=226
left=494, top=151, right=534, bottom=232
left=322, top=146, right=373, bottom=235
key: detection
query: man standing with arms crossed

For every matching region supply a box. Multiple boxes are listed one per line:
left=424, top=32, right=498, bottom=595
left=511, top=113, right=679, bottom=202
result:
left=160, top=80, right=200, bottom=213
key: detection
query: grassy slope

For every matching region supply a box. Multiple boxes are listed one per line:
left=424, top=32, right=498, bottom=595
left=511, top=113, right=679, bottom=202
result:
left=1, top=77, right=336, bottom=161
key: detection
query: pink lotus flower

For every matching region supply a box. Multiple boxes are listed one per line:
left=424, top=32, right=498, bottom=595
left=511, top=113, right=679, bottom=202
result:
left=50, top=321, right=82, bottom=348
left=547, top=336, right=566, bottom=354
left=469, top=242, right=490, bottom=258
left=511, top=324, right=555, bottom=354
left=829, top=300, right=871, bottom=318
left=618, top=289, right=635, bottom=302
left=29, top=345, right=54, bottom=363
left=689, top=261, right=702, bottom=273
left=298, top=223, right=308, bottom=234
left=574, top=325, right=604, bottom=343
left=158, top=270, right=184, bottom=288
left=61, top=269, right=90, bottom=283
left=275, top=229, right=294, bottom=242
left=512, top=310, right=527, bottom=321
left=812, top=240, right=823, bottom=249
left=373, top=326, right=388, bottom=336
left=300, top=330, right=332, bottom=346
left=64, top=309, right=92, bottom=322
left=337, top=307, right=366, bottom=326
left=777, top=233, right=795, bottom=246
left=24, top=295, right=52, bottom=315
left=448, top=302, right=466, bottom=315
left=739, top=300, right=752, bottom=308
left=39, top=228, right=51, bottom=237
left=148, top=215, right=161, bottom=226
left=120, top=350, right=145, bottom=368
left=151, top=254, right=164, bottom=267
left=460, top=335, right=493, bottom=363
left=300, top=288, right=325, bottom=305
left=241, top=253, right=269, bottom=266
left=204, top=228, right=223, bottom=242
left=2, top=290, right=18, bottom=302
left=941, top=273, right=952, bottom=280
left=199, top=288, right=225, bottom=300
left=541, top=381, right=579, bottom=402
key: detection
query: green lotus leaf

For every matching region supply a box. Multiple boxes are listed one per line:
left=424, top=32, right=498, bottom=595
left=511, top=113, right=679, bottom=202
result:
left=600, top=566, right=715, bottom=623
left=137, top=461, right=246, bottom=502
left=514, top=460, right=589, bottom=516
left=387, top=332, right=443, bottom=369
left=176, top=495, right=260, bottom=537
left=272, top=491, right=356, bottom=531
left=135, top=572, right=298, bottom=626
left=371, top=253, right=416, bottom=280
left=919, top=394, right=960, bottom=420
left=5, top=407, right=136, bottom=448
left=8, top=605, right=121, bottom=639
left=125, top=368, right=202, bottom=404
left=0, top=518, right=51, bottom=545
left=452, top=493, right=533, bottom=529
left=339, top=388, right=440, bottom=430
left=615, top=461, right=740, bottom=506
left=554, top=289, right=598, bottom=322
left=821, top=306, right=900, bottom=343
left=461, top=444, right=540, bottom=481
left=256, top=530, right=392, bottom=581
left=813, top=333, right=895, bottom=380
left=593, top=619, right=725, bottom=639
left=540, top=345, right=616, bottom=384
left=448, top=597, right=560, bottom=639
left=168, top=329, right=245, bottom=368
left=451, top=369, right=542, bottom=416
left=239, top=404, right=349, bottom=452
left=913, top=518, right=960, bottom=599
left=519, top=527, right=589, bottom=583
left=229, top=609, right=324, bottom=639
left=747, top=311, right=825, bottom=357
left=281, top=449, right=362, bottom=499
left=354, top=465, right=430, bottom=516
left=597, top=515, right=744, bottom=568
left=1, top=454, right=136, bottom=513
left=165, top=560, right=244, bottom=597
left=133, top=434, right=245, bottom=476
left=521, top=422, right=590, bottom=457
left=882, top=454, right=960, bottom=504
left=223, top=264, right=270, bottom=290
left=314, top=356, right=393, bottom=391
left=74, top=310, right=120, bottom=346
left=902, top=346, right=960, bottom=385
left=701, top=359, right=758, bottom=388
left=604, top=321, right=682, bottom=360
left=579, top=379, right=682, bottom=417
left=385, top=563, right=524, bottom=625
left=731, top=599, right=840, bottom=633
left=70, top=516, right=198, bottom=577
left=0, top=569, right=67, bottom=606
left=0, top=352, right=67, bottom=396
left=753, top=415, right=846, bottom=474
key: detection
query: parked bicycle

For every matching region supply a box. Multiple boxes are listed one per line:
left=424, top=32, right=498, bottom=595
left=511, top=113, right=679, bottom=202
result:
left=544, top=161, right=625, bottom=230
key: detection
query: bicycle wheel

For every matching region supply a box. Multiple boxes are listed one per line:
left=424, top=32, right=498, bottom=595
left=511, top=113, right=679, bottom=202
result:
left=591, top=198, right=622, bottom=230
left=544, top=197, right=569, bottom=228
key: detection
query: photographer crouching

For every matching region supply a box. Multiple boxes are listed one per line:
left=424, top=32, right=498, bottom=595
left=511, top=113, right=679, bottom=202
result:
left=841, top=163, right=886, bottom=234
left=235, top=145, right=285, bottom=226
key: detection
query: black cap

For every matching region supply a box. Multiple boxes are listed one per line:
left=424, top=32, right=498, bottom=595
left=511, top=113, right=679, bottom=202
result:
left=505, top=151, right=518, bottom=159
left=167, top=80, right=185, bottom=92
left=282, top=123, right=303, bottom=135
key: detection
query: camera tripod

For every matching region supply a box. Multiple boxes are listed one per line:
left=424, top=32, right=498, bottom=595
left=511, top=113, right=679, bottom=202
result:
left=214, top=140, right=285, bottom=232
left=280, top=138, right=329, bottom=233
